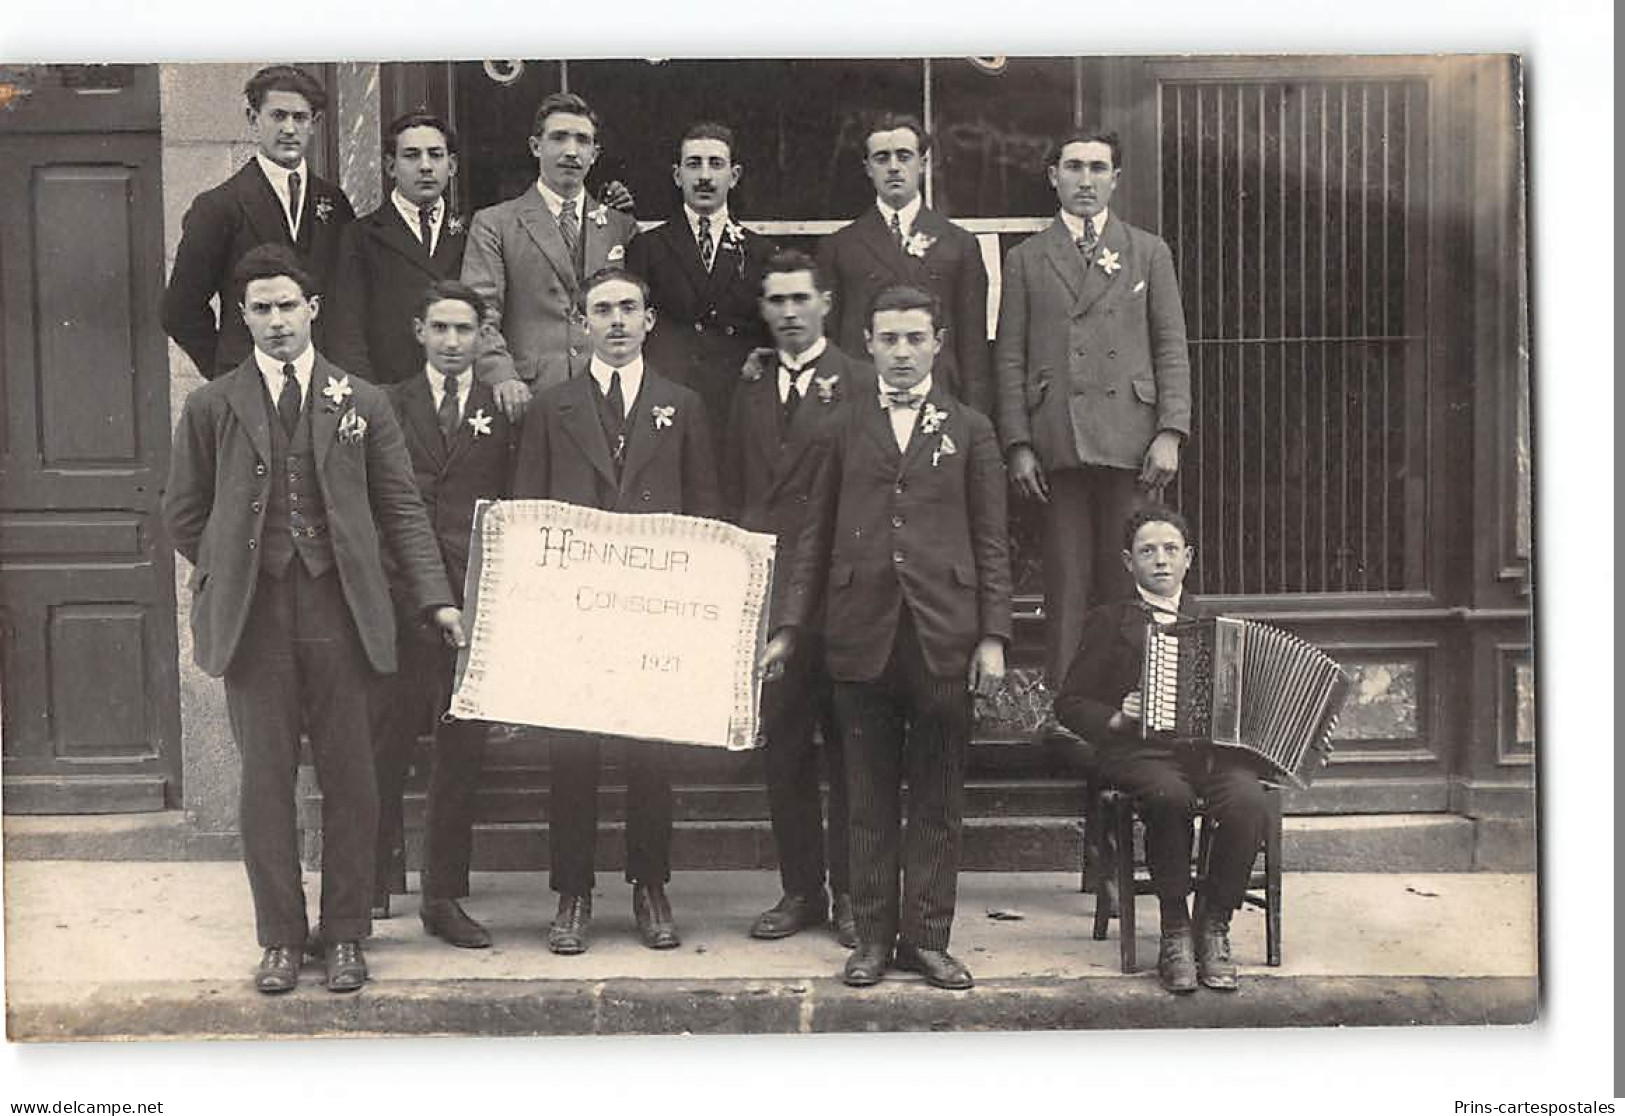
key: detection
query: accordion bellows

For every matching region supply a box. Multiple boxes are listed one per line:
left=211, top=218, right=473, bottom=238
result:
left=1141, top=616, right=1352, bottom=788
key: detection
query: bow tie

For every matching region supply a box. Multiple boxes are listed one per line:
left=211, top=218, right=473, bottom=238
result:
left=882, top=390, right=923, bottom=411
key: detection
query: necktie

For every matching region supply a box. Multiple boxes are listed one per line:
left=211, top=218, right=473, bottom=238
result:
left=698, top=215, right=715, bottom=271
left=883, top=389, right=922, bottom=410
left=1076, top=220, right=1097, bottom=257
left=558, top=200, right=580, bottom=270
left=419, top=204, right=436, bottom=255
left=277, top=364, right=301, bottom=434
left=437, top=373, right=461, bottom=444
left=286, top=171, right=302, bottom=238
left=604, top=370, right=627, bottom=466
left=889, top=210, right=905, bottom=249
left=781, top=376, right=803, bottom=432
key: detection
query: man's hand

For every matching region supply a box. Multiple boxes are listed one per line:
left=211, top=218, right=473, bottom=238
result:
left=741, top=347, right=775, bottom=382
left=967, top=637, right=1006, bottom=698
left=1008, top=444, right=1049, bottom=502
left=492, top=379, right=532, bottom=422
left=602, top=179, right=636, bottom=214
left=758, top=629, right=796, bottom=681
left=430, top=606, right=467, bottom=650
left=1108, top=689, right=1143, bottom=733
left=1139, top=430, right=1181, bottom=489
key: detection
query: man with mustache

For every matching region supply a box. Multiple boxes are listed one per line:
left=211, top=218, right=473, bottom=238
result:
left=327, top=111, right=470, bottom=387
left=511, top=267, right=720, bottom=955
left=163, top=65, right=356, bottom=378
left=627, top=121, right=775, bottom=465
left=816, top=114, right=992, bottom=414
left=462, top=92, right=639, bottom=422
left=993, top=129, right=1192, bottom=693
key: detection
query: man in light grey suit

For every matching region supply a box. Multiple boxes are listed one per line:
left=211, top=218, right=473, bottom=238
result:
left=994, top=129, right=1192, bottom=689
left=461, top=92, right=640, bottom=421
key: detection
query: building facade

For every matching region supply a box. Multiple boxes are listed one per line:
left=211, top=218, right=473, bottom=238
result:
left=0, top=57, right=1532, bottom=864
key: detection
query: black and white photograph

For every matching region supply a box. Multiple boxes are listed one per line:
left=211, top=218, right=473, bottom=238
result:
left=0, top=0, right=1611, bottom=1110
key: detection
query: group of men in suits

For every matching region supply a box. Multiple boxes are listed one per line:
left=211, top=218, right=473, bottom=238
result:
left=163, top=65, right=1231, bottom=997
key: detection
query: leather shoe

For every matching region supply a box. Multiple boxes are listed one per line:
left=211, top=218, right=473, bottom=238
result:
left=895, top=942, right=974, bottom=990
left=1196, top=910, right=1239, bottom=991
left=324, top=940, right=367, bottom=993
left=842, top=942, right=892, bottom=987
left=633, top=882, right=680, bottom=950
left=254, top=946, right=300, bottom=994
left=548, top=893, right=592, bottom=955
left=831, top=893, right=858, bottom=949
left=750, top=891, right=829, bottom=940
left=421, top=898, right=492, bottom=949
left=1157, top=922, right=1199, bottom=994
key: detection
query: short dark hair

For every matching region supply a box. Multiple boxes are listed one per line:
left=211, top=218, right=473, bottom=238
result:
left=385, top=110, right=458, bottom=159
left=761, top=248, right=827, bottom=293
left=1055, top=128, right=1122, bottom=171
left=232, top=243, right=316, bottom=303
left=676, top=121, right=736, bottom=163
left=533, top=91, right=599, bottom=139
left=1122, top=504, right=1193, bottom=551
left=867, top=284, right=941, bottom=332
left=865, top=112, right=931, bottom=157
left=416, top=279, right=486, bottom=322
left=244, top=65, right=327, bottom=115
left=578, top=266, right=651, bottom=312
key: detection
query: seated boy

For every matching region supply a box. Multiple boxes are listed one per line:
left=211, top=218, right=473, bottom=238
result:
left=1052, top=505, right=1271, bottom=994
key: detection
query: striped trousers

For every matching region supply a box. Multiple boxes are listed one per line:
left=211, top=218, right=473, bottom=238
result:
left=833, top=613, right=972, bottom=951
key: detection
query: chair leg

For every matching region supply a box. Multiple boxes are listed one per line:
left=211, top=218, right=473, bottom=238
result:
left=1265, top=785, right=1284, bottom=967
left=1115, top=797, right=1137, bottom=974
left=1091, top=790, right=1115, bottom=941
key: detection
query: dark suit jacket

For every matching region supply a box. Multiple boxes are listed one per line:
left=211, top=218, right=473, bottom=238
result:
left=1052, top=594, right=1209, bottom=744
left=817, top=205, right=991, bottom=414
left=721, top=342, right=872, bottom=628
left=162, top=160, right=356, bottom=377
left=626, top=216, right=774, bottom=442
left=384, top=374, right=514, bottom=608
left=326, top=203, right=469, bottom=384
left=162, top=352, right=453, bottom=678
left=780, top=379, right=1012, bottom=681
left=993, top=215, right=1192, bottom=471
left=511, top=364, right=721, bottom=520
left=461, top=187, right=639, bottom=393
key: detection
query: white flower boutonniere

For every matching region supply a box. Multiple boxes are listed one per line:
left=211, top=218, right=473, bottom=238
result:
left=932, top=432, right=958, bottom=469
left=814, top=374, right=840, bottom=404
left=919, top=401, right=948, bottom=436
left=606, top=244, right=626, bottom=263
left=320, top=376, right=353, bottom=411
left=588, top=204, right=610, bottom=228
left=446, top=213, right=466, bottom=237
left=652, top=405, right=676, bottom=430
left=337, top=410, right=368, bottom=445
left=314, top=196, right=335, bottom=224
left=903, top=230, right=937, bottom=259
left=721, top=220, right=747, bottom=252
left=467, top=408, right=493, bottom=437
left=1096, top=247, right=1122, bottom=276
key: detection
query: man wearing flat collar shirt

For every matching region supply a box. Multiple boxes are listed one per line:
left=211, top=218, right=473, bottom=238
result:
left=163, top=65, right=355, bottom=378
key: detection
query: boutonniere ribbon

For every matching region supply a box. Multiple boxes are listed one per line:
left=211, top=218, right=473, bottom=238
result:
left=903, top=230, right=937, bottom=259
left=588, top=204, right=610, bottom=228
left=652, top=405, right=676, bottom=430
left=919, top=401, right=948, bottom=436
left=814, top=374, right=840, bottom=404
left=337, top=409, right=368, bottom=445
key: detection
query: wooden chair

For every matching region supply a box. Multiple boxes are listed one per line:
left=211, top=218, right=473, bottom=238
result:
left=1081, top=777, right=1284, bottom=974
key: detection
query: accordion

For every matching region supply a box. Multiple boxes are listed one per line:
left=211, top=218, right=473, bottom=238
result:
left=1140, top=616, right=1351, bottom=787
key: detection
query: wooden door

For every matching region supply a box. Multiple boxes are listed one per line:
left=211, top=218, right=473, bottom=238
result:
left=0, top=66, right=180, bottom=812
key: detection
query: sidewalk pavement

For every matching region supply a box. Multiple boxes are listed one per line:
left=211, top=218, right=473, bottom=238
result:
left=4, top=863, right=1537, bottom=1040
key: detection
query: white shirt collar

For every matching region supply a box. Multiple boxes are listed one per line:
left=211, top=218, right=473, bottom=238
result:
left=256, top=154, right=309, bottom=233
left=685, top=204, right=730, bottom=241
left=425, top=362, right=471, bottom=406
left=778, top=335, right=827, bottom=373
left=392, top=189, right=445, bottom=245
left=535, top=178, right=584, bottom=220
left=876, top=194, right=923, bottom=237
left=878, top=373, right=932, bottom=406
left=1136, top=584, right=1184, bottom=621
left=587, top=355, right=645, bottom=416
left=254, top=344, right=316, bottom=406
left=1059, top=207, right=1109, bottom=243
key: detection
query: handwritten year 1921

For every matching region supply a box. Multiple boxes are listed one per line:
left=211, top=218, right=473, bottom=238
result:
left=640, top=652, right=681, bottom=673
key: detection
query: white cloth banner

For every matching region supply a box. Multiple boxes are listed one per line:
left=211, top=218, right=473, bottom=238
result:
left=449, top=499, right=775, bottom=750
